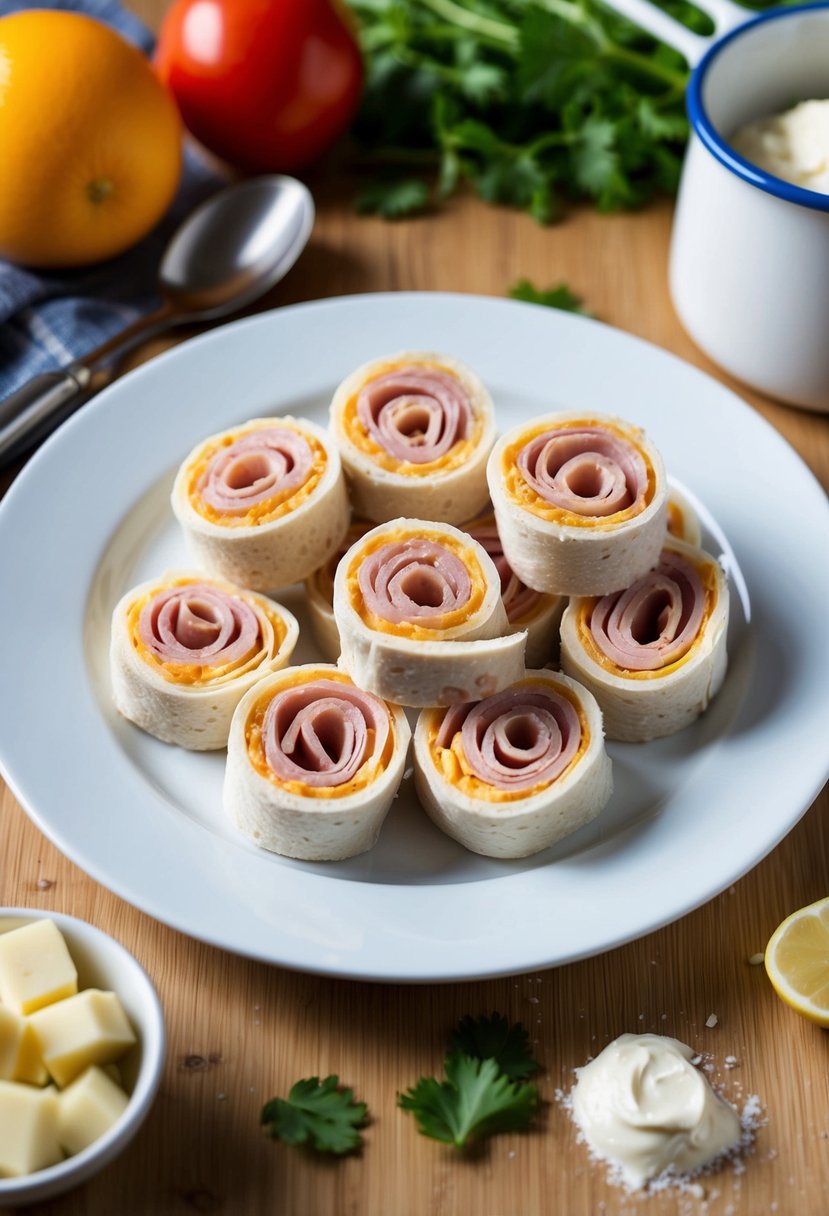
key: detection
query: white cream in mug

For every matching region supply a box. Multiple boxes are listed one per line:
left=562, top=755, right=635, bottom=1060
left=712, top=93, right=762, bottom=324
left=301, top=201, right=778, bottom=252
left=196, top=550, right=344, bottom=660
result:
left=571, top=1033, right=742, bottom=1188
left=731, top=99, right=829, bottom=193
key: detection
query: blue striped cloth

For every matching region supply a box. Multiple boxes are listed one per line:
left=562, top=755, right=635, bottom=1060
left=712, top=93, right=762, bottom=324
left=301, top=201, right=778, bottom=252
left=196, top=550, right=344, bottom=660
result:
left=0, top=0, right=224, bottom=398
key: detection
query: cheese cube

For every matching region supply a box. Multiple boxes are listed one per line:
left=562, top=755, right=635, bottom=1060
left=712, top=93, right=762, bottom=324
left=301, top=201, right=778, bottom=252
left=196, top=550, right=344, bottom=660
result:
left=0, top=1007, right=48, bottom=1085
left=29, top=990, right=136, bottom=1088
left=0, top=920, right=78, bottom=1015
left=56, top=1066, right=129, bottom=1155
left=0, top=1080, right=62, bottom=1177
left=16, top=1023, right=49, bottom=1087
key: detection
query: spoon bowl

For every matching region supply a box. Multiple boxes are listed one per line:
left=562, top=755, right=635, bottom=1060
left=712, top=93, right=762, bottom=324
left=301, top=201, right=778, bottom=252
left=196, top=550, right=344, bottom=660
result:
left=161, top=176, right=315, bottom=317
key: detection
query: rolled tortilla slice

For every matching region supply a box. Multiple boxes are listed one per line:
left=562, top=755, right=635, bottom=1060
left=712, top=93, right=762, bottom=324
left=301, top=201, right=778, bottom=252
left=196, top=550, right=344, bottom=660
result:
left=560, top=538, right=729, bottom=742
left=414, top=671, right=612, bottom=859
left=329, top=352, right=496, bottom=524
left=110, top=573, right=299, bottom=750
left=172, top=416, right=349, bottom=592
left=304, top=521, right=373, bottom=661
left=333, top=518, right=527, bottom=707
left=488, top=412, right=668, bottom=596
left=666, top=483, right=702, bottom=547
left=224, top=664, right=411, bottom=861
left=463, top=511, right=566, bottom=668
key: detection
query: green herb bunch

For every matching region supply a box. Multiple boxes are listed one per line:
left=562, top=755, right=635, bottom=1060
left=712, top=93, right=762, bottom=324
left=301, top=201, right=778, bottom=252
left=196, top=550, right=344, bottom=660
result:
left=346, top=0, right=716, bottom=220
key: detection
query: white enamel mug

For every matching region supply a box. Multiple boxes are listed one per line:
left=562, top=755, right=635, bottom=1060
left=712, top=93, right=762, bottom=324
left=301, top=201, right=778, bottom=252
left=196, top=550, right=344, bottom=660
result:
left=609, top=0, right=829, bottom=413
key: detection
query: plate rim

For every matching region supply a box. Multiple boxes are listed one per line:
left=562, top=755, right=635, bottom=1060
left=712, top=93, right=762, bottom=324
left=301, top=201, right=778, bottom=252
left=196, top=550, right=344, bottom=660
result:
left=1, top=291, right=828, bottom=983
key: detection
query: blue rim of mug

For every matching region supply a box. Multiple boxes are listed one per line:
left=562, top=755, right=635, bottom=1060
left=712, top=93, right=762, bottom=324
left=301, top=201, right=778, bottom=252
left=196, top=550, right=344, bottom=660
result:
left=686, top=1, right=829, bottom=212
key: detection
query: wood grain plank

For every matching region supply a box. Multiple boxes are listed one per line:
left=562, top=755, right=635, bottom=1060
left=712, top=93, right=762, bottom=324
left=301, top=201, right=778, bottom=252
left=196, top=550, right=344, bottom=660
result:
left=0, top=2, right=827, bottom=1213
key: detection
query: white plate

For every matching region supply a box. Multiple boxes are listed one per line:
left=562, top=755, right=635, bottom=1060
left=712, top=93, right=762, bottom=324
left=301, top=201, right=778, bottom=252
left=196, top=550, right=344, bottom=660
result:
left=1, top=294, right=828, bottom=983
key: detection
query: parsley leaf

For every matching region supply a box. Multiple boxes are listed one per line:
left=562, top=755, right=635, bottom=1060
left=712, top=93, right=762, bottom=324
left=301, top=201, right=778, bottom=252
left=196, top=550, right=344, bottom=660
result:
left=261, top=1076, right=368, bottom=1155
left=400, top=1052, right=538, bottom=1148
left=346, top=0, right=702, bottom=222
left=355, top=177, right=431, bottom=218
left=509, top=279, right=591, bottom=316
left=448, top=1012, right=540, bottom=1080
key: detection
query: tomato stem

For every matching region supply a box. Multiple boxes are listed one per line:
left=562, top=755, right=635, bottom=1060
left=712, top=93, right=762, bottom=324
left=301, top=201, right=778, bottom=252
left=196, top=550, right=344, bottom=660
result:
left=87, top=178, right=114, bottom=205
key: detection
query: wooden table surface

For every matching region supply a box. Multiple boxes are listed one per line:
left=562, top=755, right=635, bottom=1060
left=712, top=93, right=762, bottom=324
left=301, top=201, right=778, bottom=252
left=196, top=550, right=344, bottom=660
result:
left=2, top=3, right=828, bottom=1213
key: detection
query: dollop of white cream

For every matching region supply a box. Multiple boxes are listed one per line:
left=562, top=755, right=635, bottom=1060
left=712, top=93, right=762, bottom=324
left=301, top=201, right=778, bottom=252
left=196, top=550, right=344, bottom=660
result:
left=731, top=99, right=829, bottom=194
left=571, top=1033, right=742, bottom=1189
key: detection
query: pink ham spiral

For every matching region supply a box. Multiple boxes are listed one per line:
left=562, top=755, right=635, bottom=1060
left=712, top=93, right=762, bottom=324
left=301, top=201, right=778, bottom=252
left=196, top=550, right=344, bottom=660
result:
left=356, top=367, right=471, bottom=464
left=589, top=551, right=705, bottom=671
left=358, top=539, right=472, bottom=625
left=138, top=584, right=260, bottom=666
left=198, top=427, right=313, bottom=514
left=517, top=427, right=648, bottom=517
left=437, top=687, right=581, bottom=791
left=262, top=679, right=390, bottom=788
left=467, top=518, right=540, bottom=623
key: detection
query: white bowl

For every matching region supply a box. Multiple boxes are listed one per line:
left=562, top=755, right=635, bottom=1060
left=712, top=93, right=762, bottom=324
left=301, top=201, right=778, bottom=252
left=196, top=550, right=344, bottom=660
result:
left=0, top=908, right=165, bottom=1205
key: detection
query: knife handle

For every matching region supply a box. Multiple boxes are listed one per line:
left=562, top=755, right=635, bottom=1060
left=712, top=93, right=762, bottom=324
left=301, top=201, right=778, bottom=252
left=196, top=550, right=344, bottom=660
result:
left=0, top=367, right=93, bottom=467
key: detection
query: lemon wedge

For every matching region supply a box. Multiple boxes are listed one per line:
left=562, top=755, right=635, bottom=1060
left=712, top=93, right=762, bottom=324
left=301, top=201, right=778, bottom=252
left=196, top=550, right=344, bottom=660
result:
left=764, top=897, right=829, bottom=1027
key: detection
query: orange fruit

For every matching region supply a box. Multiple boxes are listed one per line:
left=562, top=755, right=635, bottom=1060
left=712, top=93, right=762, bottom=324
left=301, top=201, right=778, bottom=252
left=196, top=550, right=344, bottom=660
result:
left=0, top=11, right=182, bottom=268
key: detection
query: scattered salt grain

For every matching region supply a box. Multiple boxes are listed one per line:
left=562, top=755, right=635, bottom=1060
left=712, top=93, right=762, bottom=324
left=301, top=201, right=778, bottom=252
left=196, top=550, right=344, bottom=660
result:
left=706, top=1013, right=719, bottom=1028
left=724, top=1056, right=739, bottom=1069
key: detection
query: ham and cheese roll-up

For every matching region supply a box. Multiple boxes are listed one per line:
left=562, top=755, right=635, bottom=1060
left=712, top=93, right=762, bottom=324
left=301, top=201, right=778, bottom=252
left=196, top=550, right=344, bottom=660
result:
left=488, top=413, right=668, bottom=596
left=172, top=417, right=349, bottom=592
left=304, top=521, right=372, bottom=661
left=333, top=519, right=527, bottom=707
left=560, top=538, right=729, bottom=742
left=414, top=671, right=612, bottom=858
left=666, top=484, right=702, bottom=547
left=329, top=352, right=496, bottom=525
left=224, top=665, right=410, bottom=861
left=464, top=512, right=566, bottom=669
left=110, top=573, right=299, bottom=750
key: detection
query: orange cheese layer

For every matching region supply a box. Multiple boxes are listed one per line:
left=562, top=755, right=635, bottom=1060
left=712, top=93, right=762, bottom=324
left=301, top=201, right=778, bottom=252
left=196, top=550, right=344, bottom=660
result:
left=245, top=668, right=395, bottom=798
left=186, top=420, right=327, bottom=528
left=346, top=527, right=487, bottom=640
left=426, top=677, right=589, bottom=804
left=575, top=550, right=720, bottom=680
left=340, top=359, right=483, bottom=477
left=502, top=417, right=657, bottom=527
left=127, top=577, right=287, bottom=687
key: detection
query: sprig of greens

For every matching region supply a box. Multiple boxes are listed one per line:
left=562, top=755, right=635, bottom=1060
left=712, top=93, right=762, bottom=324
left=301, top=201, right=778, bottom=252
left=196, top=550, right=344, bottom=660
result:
left=345, top=0, right=755, bottom=220
left=400, top=1013, right=540, bottom=1147
left=508, top=278, right=591, bottom=315
left=261, top=1075, right=368, bottom=1155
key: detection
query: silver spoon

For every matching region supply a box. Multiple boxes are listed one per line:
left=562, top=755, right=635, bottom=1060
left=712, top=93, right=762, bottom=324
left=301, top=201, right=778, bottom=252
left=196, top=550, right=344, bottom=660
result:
left=0, top=175, right=315, bottom=465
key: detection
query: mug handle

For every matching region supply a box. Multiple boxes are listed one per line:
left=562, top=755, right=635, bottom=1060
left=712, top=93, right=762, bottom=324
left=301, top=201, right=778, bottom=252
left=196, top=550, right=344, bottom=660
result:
left=603, top=0, right=748, bottom=65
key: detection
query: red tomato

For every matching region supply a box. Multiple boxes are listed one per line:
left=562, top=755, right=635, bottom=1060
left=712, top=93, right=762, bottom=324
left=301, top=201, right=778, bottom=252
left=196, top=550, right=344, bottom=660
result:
left=155, top=0, right=363, bottom=173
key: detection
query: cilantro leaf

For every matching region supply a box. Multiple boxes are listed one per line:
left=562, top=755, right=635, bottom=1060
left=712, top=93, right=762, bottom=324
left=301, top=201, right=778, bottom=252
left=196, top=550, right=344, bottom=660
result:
left=347, top=0, right=696, bottom=223
left=509, top=279, right=591, bottom=316
left=400, top=1052, right=538, bottom=1148
left=448, top=1013, right=541, bottom=1080
left=261, top=1076, right=368, bottom=1155
left=355, top=177, right=431, bottom=218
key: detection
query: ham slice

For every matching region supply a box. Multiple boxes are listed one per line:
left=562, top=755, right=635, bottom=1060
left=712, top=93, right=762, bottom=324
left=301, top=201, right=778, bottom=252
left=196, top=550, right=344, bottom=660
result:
left=465, top=518, right=540, bottom=623
left=589, top=551, right=705, bottom=671
left=437, top=687, right=581, bottom=791
left=111, top=573, right=299, bottom=751
left=356, top=367, right=470, bottom=464
left=198, top=427, right=313, bottom=514
left=488, top=412, right=668, bottom=597
left=334, top=518, right=526, bottom=708
left=224, top=664, right=411, bottom=861
left=262, top=679, right=390, bottom=788
left=358, top=539, right=472, bottom=625
left=138, top=584, right=260, bottom=667
left=517, top=427, right=648, bottom=517
left=330, top=352, right=496, bottom=526
left=559, top=539, right=730, bottom=742
left=413, top=670, right=612, bottom=859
